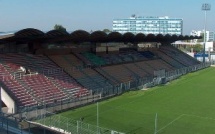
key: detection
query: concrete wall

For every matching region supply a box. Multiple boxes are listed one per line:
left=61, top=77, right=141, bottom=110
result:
left=35, top=48, right=72, bottom=55
left=1, top=88, right=16, bottom=113
left=205, top=42, right=213, bottom=52
left=187, top=52, right=194, bottom=57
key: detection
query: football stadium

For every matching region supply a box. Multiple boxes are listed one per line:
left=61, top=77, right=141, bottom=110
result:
left=0, top=29, right=213, bottom=134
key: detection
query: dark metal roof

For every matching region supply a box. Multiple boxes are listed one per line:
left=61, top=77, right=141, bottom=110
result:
left=70, top=30, right=90, bottom=42
left=122, top=32, right=135, bottom=43
left=171, top=34, right=178, bottom=41
left=145, top=34, right=156, bottom=42
left=178, top=35, right=184, bottom=40
left=46, top=30, right=69, bottom=38
left=134, top=33, right=146, bottom=42
left=0, top=28, right=202, bottom=44
left=15, top=28, right=44, bottom=38
left=107, top=32, right=122, bottom=42
left=90, top=31, right=107, bottom=42
left=163, top=34, right=171, bottom=42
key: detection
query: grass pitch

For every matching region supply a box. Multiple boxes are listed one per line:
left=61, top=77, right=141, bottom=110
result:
left=58, top=67, right=215, bottom=134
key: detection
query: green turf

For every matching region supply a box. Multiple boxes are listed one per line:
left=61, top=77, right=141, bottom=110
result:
left=58, top=67, right=215, bottom=134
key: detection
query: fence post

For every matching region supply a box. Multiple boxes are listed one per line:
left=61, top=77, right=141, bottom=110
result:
left=67, top=118, right=68, bottom=132
left=77, top=121, right=79, bottom=134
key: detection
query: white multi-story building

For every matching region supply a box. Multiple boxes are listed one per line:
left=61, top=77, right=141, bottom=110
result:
left=190, top=30, right=214, bottom=42
left=113, top=15, right=183, bottom=35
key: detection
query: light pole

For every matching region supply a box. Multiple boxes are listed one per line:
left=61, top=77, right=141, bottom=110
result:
left=202, top=3, right=211, bottom=63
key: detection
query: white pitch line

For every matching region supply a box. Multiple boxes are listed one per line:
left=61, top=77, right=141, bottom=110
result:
left=183, top=114, right=215, bottom=121
left=156, top=114, right=185, bottom=133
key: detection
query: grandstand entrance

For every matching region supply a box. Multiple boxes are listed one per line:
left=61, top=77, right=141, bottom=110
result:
left=1, top=101, right=6, bottom=107
left=1, top=101, right=8, bottom=113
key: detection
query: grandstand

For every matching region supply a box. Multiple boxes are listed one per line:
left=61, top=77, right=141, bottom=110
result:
left=0, top=28, right=206, bottom=133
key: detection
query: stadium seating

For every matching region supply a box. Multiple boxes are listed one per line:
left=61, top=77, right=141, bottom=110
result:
left=134, top=61, right=155, bottom=75
left=31, top=55, right=89, bottom=98
left=144, top=59, right=174, bottom=71
left=0, top=53, right=89, bottom=108
left=151, top=49, right=185, bottom=68
left=0, top=64, right=37, bottom=107
left=72, top=52, right=92, bottom=66
left=99, top=50, right=150, bottom=64
left=139, top=51, right=155, bottom=58
left=20, top=74, right=68, bottom=104
left=0, top=44, right=203, bottom=112
left=123, top=63, right=150, bottom=78
left=81, top=50, right=153, bottom=66
left=49, top=54, right=112, bottom=92
left=82, top=52, right=107, bottom=66
left=160, top=45, right=200, bottom=66
left=98, top=65, right=136, bottom=83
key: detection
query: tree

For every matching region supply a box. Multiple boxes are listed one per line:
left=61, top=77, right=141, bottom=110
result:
left=197, top=33, right=204, bottom=42
left=54, top=24, right=67, bottom=32
left=103, top=29, right=111, bottom=34
left=193, top=44, right=203, bottom=53
left=185, top=44, right=203, bottom=53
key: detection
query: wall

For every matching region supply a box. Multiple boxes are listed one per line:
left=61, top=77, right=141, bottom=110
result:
left=205, top=42, right=213, bottom=51
left=187, top=52, right=194, bottom=57
left=96, top=47, right=106, bottom=52
left=71, top=47, right=91, bottom=53
left=1, top=87, right=16, bottom=113
left=35, top=48, right=72, bottom=55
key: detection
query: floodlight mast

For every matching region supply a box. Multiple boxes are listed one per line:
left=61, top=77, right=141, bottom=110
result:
left=202, top=3, right=211, bottom=63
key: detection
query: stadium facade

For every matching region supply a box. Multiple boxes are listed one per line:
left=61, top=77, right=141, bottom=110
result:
left=113, top=15, right=183, bottom=35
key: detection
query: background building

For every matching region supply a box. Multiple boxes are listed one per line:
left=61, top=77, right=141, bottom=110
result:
left=113, top=15, right=183, bottom=35
left=190, top=30, right=215, bottom=42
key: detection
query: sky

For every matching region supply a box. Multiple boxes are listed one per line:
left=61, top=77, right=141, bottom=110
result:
left=0, top=0, right=214, bottom=35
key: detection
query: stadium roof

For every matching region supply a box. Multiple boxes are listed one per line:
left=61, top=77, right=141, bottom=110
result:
left=70, top=30, right=90, bottom=42
left=46, top=30, right=69, bottom=38
left=15, top=28, right=44, bottom=37
left=0, top=28, right=202, bottom=44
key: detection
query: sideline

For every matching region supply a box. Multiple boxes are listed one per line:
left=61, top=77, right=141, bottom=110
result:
left=183, top=114, right=215, bottom=121
left=156, top=114, right=185, bottom=133
left=156, top=113, right=215, bottom=133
